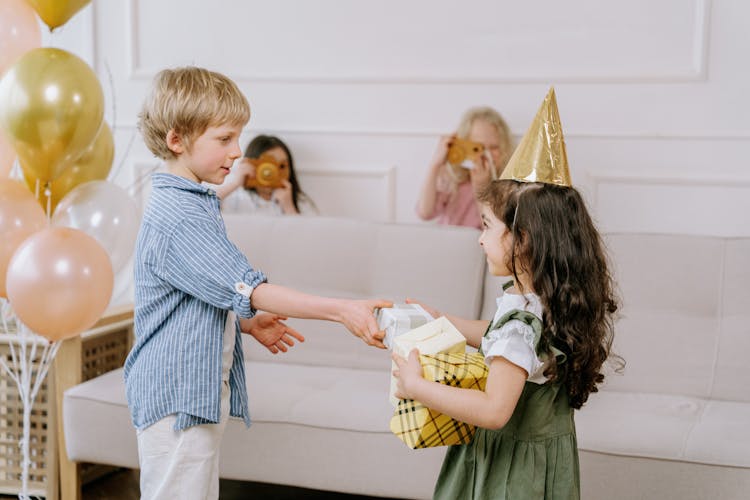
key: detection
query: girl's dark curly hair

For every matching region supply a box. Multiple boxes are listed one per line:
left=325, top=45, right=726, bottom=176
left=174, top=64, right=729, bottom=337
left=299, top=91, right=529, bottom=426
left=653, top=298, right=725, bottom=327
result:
left=478, top=179, right=622, bottom=409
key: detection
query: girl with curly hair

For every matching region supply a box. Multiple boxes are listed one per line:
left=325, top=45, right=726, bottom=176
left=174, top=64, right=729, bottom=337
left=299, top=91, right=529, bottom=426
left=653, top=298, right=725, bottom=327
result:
left=393, top=90, right=622, bottom=499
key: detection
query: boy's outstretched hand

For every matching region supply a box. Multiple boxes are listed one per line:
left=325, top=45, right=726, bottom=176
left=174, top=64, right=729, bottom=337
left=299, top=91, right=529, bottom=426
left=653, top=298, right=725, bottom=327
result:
left=338, top=299, right=392, bottom=349
left=240, top=313, right=305, bottom=354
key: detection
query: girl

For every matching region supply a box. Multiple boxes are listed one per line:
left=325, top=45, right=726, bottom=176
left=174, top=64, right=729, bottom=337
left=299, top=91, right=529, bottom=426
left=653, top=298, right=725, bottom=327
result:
left=415, top=107, right=513, bottom=230
left=218, top=134, right=317, bottom=215
left=394, top=179, right=621, bottom=499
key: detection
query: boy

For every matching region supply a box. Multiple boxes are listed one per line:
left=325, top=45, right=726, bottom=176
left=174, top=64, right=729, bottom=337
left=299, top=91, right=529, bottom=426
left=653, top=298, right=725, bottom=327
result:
left=125, top=66, right=390, bottom=499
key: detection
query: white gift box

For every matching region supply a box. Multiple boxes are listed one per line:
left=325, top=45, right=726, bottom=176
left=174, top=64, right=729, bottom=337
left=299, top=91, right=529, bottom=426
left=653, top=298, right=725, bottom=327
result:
left=389, top=316, right=466, bottom=406
left=376, top=303, right=434, bottom=350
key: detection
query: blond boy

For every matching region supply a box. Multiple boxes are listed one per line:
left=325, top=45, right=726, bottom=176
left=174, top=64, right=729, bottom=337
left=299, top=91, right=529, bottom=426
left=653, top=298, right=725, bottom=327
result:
left=125, top=67, right=389, bottom=500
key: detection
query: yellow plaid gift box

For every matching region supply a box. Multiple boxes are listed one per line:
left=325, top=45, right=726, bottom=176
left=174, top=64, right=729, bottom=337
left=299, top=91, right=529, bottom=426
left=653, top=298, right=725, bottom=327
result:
left=390, top=352, right=488, bottom=449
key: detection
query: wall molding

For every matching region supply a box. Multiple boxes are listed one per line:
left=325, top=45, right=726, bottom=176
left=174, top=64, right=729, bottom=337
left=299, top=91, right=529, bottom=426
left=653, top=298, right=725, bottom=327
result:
left=587, top=170, right=750, bottom=189
left=126, top=0, right=711, bottom=85
left=297, top=165, right=397, bottom=222
left=110, top=123, right=750, bottom=143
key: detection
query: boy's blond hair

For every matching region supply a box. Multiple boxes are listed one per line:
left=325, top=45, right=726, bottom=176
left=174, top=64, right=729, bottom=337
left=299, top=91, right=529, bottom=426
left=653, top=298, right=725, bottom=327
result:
left=138, top=67, right=250, bottom=160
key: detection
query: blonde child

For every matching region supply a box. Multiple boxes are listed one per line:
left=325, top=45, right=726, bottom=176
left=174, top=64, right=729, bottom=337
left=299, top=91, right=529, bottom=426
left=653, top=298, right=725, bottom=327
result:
left=394, top=90, right=620, bottom=499
left=415, top=107, right=513, bottom=230
left=217, top=134, right=317, bottom=215
left=125, top=67, right=390, bottom=500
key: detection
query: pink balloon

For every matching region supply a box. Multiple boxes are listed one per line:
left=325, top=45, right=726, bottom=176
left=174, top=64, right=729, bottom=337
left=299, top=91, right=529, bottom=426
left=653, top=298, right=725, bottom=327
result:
left=6, top=227, right=114, bottom=341
left=0, top=133, right=15, bottom=179
left=0, top=179, right=47, bottom=297
left=0, top=0, right=42, bottom=76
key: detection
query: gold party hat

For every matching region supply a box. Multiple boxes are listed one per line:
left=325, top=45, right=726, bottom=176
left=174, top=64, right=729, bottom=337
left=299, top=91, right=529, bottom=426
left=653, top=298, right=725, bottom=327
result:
left=500, top=87, right=572, bottom=186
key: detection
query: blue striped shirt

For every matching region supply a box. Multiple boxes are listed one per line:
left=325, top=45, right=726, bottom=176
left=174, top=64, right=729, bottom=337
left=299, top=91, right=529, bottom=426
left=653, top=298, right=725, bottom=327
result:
left=124, top=173, right=267, bottom=431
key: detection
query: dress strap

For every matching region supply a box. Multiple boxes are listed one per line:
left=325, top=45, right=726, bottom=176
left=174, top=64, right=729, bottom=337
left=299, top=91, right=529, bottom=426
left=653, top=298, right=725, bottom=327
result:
left=482, top=308, right=567, bottom=364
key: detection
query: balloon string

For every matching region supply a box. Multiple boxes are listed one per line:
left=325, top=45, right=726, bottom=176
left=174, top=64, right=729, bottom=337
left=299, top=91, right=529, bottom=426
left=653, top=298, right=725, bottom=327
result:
left=126, top=162, right=160, bottom=196
left=45, top=182, right=52, bottom=218
left=104, top=61, right=116, bottom=140
left=102, top=59, right=137, bottom=186
left=0, top=308, right=62, bottom=500
left=109, top=130, right=136, bottom=183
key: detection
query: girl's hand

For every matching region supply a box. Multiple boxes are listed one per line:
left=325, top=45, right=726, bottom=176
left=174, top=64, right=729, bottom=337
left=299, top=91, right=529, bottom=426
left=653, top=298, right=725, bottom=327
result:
left=469, top=151, right=493, bottom=191
left=272, top=180, right=297, bottom=214
left=241, top=313, right=305, bottom=354
left=405, top=297, right=442, bottom=319
left=429, top=134, right=455, bottom=171
left=338, top=299, right=393, bottom=349
left=392, top=349, right=423, bottom=399
left=228, top=158, right=256, bottom=186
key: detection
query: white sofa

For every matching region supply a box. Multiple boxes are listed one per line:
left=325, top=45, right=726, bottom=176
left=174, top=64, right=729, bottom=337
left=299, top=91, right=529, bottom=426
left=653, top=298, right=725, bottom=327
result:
left=63, top=215, right=750, bottom=499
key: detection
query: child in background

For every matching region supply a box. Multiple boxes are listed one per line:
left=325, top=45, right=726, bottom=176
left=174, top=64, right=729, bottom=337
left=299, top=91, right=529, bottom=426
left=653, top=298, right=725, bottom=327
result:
left=126, top=66, right=390, bottom=500
left=393, top=90, right=621, bottom=499
left=415, top=106, right=513, bottom=230
left=217, top=135, right=317, bottom=215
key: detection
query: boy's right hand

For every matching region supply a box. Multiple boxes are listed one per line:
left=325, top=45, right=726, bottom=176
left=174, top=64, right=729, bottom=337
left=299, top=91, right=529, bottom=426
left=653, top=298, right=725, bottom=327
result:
left=338, top=299, right=393, bottom=349
left=405, top=297, right=442, bottom=319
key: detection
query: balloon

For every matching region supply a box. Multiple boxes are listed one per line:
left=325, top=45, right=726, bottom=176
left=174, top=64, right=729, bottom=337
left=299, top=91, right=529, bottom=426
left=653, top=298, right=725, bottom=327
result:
left=0, top=0, right=41, bottom=75
left=52, top=180, right=139, bottom=273
left=0, top=133, right=15, bottom=179
left=0, top=179, right=47, bottom=297
left=0, top=47, right=104, bottom=184
left=6, top=227, right=113, bottom=341
left=25, top=0, right=91, bottom=31
left=24, top=121, right=114, bottom=212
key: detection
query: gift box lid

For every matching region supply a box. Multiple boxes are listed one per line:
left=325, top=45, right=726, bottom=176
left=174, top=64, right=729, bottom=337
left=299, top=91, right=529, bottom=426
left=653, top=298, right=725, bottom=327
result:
left=392, top=316, right=466, bottom=359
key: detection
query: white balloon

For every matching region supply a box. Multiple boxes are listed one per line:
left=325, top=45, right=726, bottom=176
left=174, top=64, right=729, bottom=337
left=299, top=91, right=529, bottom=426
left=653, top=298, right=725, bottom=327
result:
left=52, top=180, right=139, bottom=273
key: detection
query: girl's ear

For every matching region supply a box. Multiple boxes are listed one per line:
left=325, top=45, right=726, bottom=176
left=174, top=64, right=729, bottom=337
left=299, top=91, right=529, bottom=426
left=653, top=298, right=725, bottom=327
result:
left=166, top=129, right=185, bottom=155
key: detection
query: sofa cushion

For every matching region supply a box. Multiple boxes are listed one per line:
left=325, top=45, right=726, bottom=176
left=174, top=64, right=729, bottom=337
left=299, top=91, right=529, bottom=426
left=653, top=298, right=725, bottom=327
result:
left=241, top=315, right=393, bottom=371
left=576, top=390, right=750, bottom=468
left=63, top=368, right=139, bottom=468
left=63, top=362, right=447, bottom=498
left=226, top=214, right=486, bottom=370
left=245, top=360, right=394, bottom=432
left=224, top=214, right=485, bottom=319
left=712, top=238, right=750, bottom=402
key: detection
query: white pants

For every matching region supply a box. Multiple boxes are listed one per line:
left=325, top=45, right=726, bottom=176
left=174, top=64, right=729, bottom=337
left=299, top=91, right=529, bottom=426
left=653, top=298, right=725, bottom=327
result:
left=136, top=380, right=230, bottom=500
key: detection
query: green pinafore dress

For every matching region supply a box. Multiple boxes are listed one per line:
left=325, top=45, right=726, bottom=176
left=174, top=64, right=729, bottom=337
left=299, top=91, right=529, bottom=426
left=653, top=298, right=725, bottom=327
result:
left=433, top=306, right=580, bottom=500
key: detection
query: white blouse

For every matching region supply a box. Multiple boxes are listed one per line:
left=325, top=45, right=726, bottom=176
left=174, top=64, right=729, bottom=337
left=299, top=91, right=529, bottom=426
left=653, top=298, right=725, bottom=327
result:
left=481, top=290, right=549, bottom=384
left=221, top=189, right=316, bottom=216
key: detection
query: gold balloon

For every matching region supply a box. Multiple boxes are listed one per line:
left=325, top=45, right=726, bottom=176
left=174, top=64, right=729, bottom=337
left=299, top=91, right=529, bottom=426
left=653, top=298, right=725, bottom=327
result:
left=0, top=47, right=104, bottom=184
left=25, top=0, right=91, bottom=31
left=23, top=122, right=114, bottom=212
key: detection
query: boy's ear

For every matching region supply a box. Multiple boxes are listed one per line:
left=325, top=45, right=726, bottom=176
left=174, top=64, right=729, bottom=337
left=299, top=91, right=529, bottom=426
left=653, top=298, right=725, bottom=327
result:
left=166, top=129, right=185, bottom=155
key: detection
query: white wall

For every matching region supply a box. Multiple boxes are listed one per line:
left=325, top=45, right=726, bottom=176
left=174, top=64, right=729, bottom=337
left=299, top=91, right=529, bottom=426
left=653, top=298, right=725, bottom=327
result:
left=52, top=0, right=750, bottom=236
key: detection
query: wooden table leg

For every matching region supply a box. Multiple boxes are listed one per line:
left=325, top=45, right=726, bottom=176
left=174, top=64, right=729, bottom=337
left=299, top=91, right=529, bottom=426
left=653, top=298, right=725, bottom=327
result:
left=54, top=336, right=83, bottom=500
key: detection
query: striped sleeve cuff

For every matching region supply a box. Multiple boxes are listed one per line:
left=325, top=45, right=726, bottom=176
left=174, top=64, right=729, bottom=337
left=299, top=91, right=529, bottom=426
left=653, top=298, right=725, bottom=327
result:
left=232, top=269, right=267, bottom=318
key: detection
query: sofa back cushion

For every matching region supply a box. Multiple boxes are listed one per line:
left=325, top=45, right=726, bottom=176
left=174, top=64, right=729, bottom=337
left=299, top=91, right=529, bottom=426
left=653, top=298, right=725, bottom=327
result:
left=481, top=233, right=750, bottom=402
left=599, top=233, right=750, bottom=403
left=224, top=214, right=486, bottom=370
left=711, top=238, right=750, bottom=402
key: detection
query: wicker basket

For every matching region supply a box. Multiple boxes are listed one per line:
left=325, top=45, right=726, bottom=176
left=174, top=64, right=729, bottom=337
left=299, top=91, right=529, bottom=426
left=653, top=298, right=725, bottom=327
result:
left=0, top=308, right=132, bottom=499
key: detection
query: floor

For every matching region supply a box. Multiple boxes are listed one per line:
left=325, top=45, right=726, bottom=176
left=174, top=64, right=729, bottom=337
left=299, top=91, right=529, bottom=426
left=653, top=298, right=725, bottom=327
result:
left=1, top=468, right=399, bottom=500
